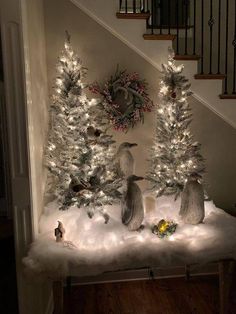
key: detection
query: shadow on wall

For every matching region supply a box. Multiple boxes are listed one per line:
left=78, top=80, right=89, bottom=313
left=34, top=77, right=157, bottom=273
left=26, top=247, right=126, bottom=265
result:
left=43, top=0, right=236, bottom=214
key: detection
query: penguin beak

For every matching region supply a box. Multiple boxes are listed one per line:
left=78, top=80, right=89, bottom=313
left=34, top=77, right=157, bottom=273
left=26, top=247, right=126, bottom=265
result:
left=134, top=176, right=144, bottom=181
left=129, top=143, right=138, bottom=148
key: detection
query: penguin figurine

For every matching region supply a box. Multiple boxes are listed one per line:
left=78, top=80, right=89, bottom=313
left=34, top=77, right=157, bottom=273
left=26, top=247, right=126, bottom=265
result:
left=179, top=173, right=205, bottom=224
left=121, top=175, right=144, bottom=231
left=115, top=142, right=138, bottom=178
left=54, top=221, right=65, bottom=242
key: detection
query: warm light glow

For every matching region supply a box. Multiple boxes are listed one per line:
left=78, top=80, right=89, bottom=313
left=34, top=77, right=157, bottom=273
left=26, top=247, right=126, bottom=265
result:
left=160, top=85, right=168, bottom=94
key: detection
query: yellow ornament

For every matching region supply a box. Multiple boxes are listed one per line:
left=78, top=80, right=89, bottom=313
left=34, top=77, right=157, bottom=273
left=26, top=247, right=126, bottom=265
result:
left=152, top=219, right=177, bottom=238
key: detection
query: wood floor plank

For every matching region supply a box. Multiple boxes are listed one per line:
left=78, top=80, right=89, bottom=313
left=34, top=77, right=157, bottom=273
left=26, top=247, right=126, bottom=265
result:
left=63, top=275, right=235, bottom=314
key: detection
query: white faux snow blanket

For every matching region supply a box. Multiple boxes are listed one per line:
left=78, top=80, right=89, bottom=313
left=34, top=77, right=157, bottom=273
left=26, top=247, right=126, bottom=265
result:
left=23, top=196, right=236, bottom=278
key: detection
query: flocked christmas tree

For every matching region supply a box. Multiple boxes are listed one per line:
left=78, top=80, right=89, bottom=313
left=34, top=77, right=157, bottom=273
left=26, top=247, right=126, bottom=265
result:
left=147, top=49, right=205, bottom=198
left=45, top=33, right=122, bottom=222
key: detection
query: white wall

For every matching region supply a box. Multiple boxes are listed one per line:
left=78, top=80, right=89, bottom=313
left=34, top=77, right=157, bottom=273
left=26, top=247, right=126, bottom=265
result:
left=21, top=0, right=53, bottom=311
left=22, top=0, right=49, bottom=237
left=0, top=0, right=52, bottom=312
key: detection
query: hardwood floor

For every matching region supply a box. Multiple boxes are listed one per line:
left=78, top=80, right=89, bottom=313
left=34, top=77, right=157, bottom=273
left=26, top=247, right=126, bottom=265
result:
left=63, top=275, right=236, bottom=314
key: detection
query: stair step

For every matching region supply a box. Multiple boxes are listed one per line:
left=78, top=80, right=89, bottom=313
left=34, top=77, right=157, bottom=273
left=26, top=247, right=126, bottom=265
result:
left=116, top=13, right=150, bottom=19
left=147, top=25, right=194, bottom=30
left=194, top=74, right=226, bottom=80
left=219, top=94, right=236, bottom=99
left=143, top=34, right=175, bottom=41
left=174, top=55, right=201, bottom=61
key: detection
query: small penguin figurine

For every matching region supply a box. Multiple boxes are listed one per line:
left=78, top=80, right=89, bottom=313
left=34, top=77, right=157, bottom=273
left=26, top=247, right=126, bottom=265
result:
left=115, top=142, right=138, bottom=178
left=179, top=173, right=205, bottom=224
left=121, top=175, right=144, bottom=231
left=54, top=221, right=65, bottom=242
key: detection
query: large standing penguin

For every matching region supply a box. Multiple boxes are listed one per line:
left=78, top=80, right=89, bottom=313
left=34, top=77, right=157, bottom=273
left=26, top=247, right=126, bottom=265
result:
left=179, top=173, right=205, bottom=224
left=115, top=142, right=138, bottom=178
left=121, top=175, right=144, bottom=231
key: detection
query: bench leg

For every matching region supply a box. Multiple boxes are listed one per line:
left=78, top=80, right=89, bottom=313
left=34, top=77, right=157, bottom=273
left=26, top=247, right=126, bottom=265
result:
left=219, top=260, right=234, bottom=314
left=53, top=280, right=64, bottom=314
left=66, top=276, right=72, bottom=292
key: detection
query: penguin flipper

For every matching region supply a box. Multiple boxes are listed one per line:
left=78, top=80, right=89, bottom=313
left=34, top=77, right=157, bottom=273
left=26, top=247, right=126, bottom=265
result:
left=122, top=206, right=133, bottom=225
left=121, top=196, right=133, bottom=225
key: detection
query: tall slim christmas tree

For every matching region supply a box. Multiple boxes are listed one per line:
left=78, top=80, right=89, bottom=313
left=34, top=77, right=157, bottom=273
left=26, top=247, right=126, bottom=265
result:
left=45, top=33, right=121, bottom=222
left=147, top=49, right=205, bottom=198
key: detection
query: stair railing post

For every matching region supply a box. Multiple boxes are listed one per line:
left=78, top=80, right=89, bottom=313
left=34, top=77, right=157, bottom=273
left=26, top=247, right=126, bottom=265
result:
left=232, top=1, right=236, bottom=94
left=201, top=0, right=204, bottom=74
left=151, top=0, right=154, bottom=34
left=208, top=0, right=214, bottom=74
left=193, top=0, right=196, bottom=56
left=223, top=0, right=229, bottom=94
left=168, top=0, right=171, bottom=34
left=184, top=0, right=189, bottom=55
left=176, top=0, right=180, bottom=55
left=133, top=0, right=136, bottom=13
left=217, top=0, right=222, bottom=74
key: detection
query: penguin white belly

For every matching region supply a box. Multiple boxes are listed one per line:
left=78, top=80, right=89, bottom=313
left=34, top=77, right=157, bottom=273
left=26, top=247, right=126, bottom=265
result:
left=119, top=152, right=134, bottom=177
left=126, top=184, right=144, bottom=231
left=180, top=181, right=205, bottom=225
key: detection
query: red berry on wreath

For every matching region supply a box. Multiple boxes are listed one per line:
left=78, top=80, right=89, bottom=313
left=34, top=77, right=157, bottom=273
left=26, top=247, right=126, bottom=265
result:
left=171, top=92, right=176, bottom=99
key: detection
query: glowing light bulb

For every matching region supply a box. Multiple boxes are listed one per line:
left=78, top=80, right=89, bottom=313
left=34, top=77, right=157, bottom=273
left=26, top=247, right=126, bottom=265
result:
left=57, top=78, right=63, bottom=85
left=49, top=144, right=56, bottom=151
left=160, top=86, right=168, bottom=94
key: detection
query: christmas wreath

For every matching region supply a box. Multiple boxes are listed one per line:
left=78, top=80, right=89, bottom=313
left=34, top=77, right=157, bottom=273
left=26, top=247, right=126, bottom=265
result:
left=90, top=68, right=153, bottom=132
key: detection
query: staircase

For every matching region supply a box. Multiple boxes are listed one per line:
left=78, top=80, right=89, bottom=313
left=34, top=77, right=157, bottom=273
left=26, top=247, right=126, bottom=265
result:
left=70, top=0, right=236, bottom=128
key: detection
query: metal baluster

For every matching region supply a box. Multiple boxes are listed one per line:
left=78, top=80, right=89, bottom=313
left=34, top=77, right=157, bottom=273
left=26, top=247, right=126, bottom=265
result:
left=160, top=0, right=163, bottom=35
left=119, top=0, right=122, bottom=12
left=133, top=0, right=136, bottom=13
left=201, top=0, right=204, bottom=74
left=193, top=0, right=196, bottom=55
left=139, top=0, right=142, bottom=13
left=208, top=0, right=214, bottom=74
left=232, top=1, right=236, bottom=94
left=146, top=0, right=149, bottom=12
left=224, top=0, right=229, bottom=94
left=184, top=0, right=189, bottom=55
left=168, top=0, right=171, bottom=34
left=182, top=0, right=185, bottom=26
left=125, top=0, right=128, bottom=13
left=176, top=0, right=180, bottom=55
left=151, top=0, right=154, bottom=34
left=217, top=0, right=221, bottom=74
